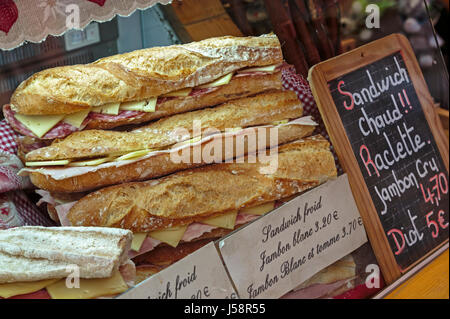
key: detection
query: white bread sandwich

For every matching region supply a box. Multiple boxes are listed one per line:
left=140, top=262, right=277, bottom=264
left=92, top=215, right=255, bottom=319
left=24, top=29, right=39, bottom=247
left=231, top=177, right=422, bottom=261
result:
left=47, top=137, right=337, bottom=282
left=3, top=34, right=284, bottom=141
left=0, top=226, right=135, bottom=299
left=19, top=91, right=317, bottom=193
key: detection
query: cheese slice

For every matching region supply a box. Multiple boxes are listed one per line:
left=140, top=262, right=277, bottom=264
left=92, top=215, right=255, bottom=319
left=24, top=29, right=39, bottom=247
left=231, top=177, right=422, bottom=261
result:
left=240, top=202, right=275, bottom=216
left=273, top=119, right=289, bottom=125
left=0, top=278, right=59, bottom=298
left=131, top=232, right=147, bottom=252
left=114, top=149, right=151, bottom=162
left=26, top=160, right=70, bottom=167
left=68, top=157, right=110, bottom=167
left=149, top=225, right=188, bottom=248
left=160, top=88, right=192, bottom=97
left=46, top=271, right=128, bottom=299
left=201, top=210, right=238, bottom=230
left=63, top=110, right=91, bottom=128
left=92, top=102, right=120, bottom=115
left=120, top=98, right=157, bottom=113
left=242, top=64, right=277, bottom=73
left=14, top=114, right=65, bottom=138
left=198, top=73, right=233, bottom=89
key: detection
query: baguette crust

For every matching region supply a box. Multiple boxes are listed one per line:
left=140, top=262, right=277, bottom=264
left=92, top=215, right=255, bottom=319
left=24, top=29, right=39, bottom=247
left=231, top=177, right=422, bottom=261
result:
left=25, top=90, right=303, bottom=161
left=85, top=71, right=283, bottom=130
left=67, top=136, right=337, bottom=232
left=11, top=34, right=282, bottom=115
left=27, top=123, right=315, bottom=193
left=0, top=226, right=132, bottom=283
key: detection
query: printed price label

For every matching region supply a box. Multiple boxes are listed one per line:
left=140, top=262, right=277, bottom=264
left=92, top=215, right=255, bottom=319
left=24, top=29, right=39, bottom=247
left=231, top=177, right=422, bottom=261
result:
left=117, top=242, right=238, bottom=299
left=218, top=174, right=367, bottom=299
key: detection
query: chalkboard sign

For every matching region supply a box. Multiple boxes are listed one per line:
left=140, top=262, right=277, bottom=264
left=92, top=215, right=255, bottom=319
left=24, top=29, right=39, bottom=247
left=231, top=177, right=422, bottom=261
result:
left=309, top=34, right=449, bottom=284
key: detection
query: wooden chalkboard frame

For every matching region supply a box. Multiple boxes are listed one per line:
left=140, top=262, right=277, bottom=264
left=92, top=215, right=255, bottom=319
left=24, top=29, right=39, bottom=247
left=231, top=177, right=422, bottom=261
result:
left=308, top=33, right=449, bottom=284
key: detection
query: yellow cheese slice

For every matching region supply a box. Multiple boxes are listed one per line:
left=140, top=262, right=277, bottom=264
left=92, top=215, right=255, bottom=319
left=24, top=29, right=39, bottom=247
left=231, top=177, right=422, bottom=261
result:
left=0, top=278, right=59, bottom=298
left=240, top=202, right=275, bottom=216
left=46, top=271, right=128, bottom=299
left=242, top=64, right=277, bottom=73
left=120, top=98, right=157, bottom=113
left=92, top=102, right=120, bottom=115
left=201, top=210, right=238, bottom=230
left=68, top=157, right=110, bottom=167
left=273, top=119, right=289, bottom=125
left=149, top=225, right=188, bottom=248
left=131, top=232, right=147, bottom=252
left=119, top=100, right=146, bottom=111
left=25, top=160, right=70, bottom=167
left=160, top=88, right=192, bottom=97
left=114, top=149, right=151, bottom=162
left=198, top=73, right=233, bottom=89
left=63, top=110, right=91, bottom=128
left=14, top=114, right=65, bottom=138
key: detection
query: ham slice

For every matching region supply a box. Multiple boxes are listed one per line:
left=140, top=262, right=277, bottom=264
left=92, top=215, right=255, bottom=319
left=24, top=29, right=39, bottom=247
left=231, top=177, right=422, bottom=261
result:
left=35, top=189, right=57, bottom=207
left=128, top=237, right=162, bottom=259
left=54, top=202, right=76, bottom=226
left=181, top=223, right=216, bottom=242
left=119, top=259, right=136, bottom=287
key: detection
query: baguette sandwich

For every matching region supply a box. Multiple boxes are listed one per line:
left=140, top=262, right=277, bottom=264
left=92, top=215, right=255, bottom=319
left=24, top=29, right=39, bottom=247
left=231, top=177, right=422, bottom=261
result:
left=47, top=137, right=337, bottom=282
left=19, top=90, right=317, bottom=193
left=0, top=226, right=134, bottom=299
left=3, top=34, right=284, bottom=141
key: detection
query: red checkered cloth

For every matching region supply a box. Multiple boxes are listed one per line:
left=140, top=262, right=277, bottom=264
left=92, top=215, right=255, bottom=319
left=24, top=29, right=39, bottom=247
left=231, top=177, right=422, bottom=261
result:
left=282, top=66, right=343, bottom=175
left=0, top=120, right=31, bottom=193
left=0, top=119, right=18, bottom=154
left=0, top=119, right=54, bottom=229
left=0, top=66, right=341, bottom=229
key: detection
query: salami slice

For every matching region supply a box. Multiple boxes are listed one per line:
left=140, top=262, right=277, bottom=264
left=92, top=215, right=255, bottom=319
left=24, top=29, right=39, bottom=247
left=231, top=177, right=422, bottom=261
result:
left=87, top=110, right=145, bottom=122
left=3, top=105, right=84, bottom=140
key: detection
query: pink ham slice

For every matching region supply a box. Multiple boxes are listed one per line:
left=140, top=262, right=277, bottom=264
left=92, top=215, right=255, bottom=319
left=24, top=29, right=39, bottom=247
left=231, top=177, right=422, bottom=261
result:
left=54, top=201, right=76, bottom=226
left=128, top=237, right=162, bottom=259
left=119, top=259, right=137, bottom=287
left=35, top=189, right=57, bottom=207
